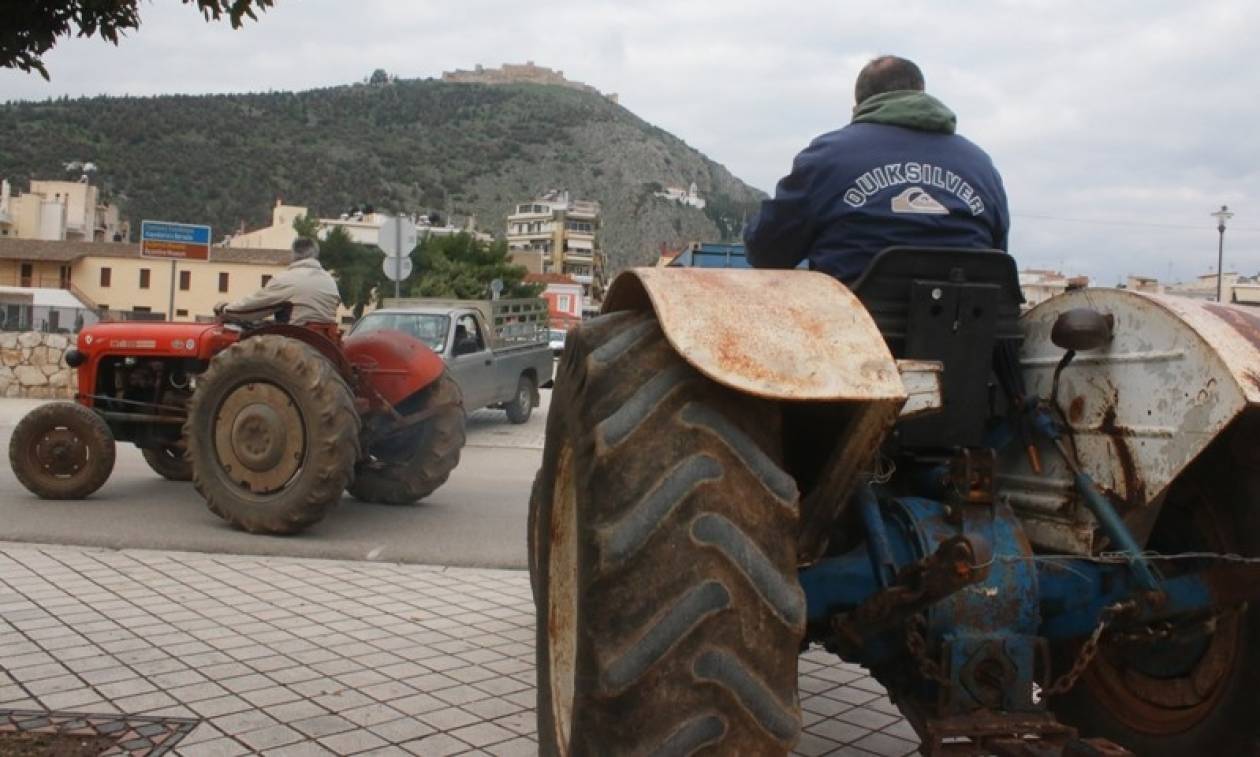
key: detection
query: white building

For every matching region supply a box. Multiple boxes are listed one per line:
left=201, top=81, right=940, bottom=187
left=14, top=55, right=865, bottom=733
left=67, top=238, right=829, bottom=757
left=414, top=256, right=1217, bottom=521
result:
left=1018, top=269, right=1090, bottom=308
left=0, top=177, right=127, bottom=243
left=226, top=200, right=491, bottom=250
left=654, top=182, right=706, bottom=210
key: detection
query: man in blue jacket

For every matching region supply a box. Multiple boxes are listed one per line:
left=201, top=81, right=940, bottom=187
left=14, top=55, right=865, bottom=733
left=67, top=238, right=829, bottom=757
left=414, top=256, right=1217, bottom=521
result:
left=744, top=56, right=1009, bottom=283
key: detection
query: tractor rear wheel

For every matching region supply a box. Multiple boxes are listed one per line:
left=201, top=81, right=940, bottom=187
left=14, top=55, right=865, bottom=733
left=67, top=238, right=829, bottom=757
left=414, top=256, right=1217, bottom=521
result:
left=186, top=335, right=360, bottom=535
left=142, top=444, right=192, bottom=481
left=531, top=310, right=805, bottom=755
left=1050, top=423, right=1260, bottom=755
left=9, top=402, right=115, bottom=499
left=348, top=371, right=465, bottom=506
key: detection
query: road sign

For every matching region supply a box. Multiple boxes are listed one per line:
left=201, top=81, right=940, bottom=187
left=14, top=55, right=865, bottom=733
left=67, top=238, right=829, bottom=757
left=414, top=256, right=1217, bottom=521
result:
left=378, top=216, right=417, bottom=258
left=140, top=220, right=211, bottom=261
left=383, top=256, right=413, bottom=281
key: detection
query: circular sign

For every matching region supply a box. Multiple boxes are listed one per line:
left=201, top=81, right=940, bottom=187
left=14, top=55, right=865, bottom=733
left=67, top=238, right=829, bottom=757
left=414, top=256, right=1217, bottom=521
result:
left=383, top=256, right=413, bottom=281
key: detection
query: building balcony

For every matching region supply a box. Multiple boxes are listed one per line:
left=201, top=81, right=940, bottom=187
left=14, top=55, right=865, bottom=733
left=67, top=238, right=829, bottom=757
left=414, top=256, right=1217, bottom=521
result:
left=563, top=251, right=593, bottom=264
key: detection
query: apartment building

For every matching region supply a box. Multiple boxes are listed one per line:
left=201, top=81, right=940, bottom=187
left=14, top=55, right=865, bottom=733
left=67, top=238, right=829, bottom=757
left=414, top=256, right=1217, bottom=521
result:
left=506, top=190, right=604, bottom=302
left=0, top=178, right=128, bottom=243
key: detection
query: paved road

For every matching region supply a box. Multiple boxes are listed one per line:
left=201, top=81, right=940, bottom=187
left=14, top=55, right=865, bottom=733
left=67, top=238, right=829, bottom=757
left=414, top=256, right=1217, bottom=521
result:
left=0, top=394, right=548, bottom=570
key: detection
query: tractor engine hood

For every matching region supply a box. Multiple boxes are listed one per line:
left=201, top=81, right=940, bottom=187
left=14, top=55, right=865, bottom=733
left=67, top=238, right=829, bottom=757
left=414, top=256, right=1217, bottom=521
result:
left=78, top=321, right=225, bottom=358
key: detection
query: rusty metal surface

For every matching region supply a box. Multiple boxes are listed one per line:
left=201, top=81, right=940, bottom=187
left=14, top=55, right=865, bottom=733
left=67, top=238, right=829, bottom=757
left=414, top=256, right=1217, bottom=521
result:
left=603, top=267, right=906, bottom=402
left=997, top=289, right=1251, bottom=554
left=897, top=359, right=944, bottom=419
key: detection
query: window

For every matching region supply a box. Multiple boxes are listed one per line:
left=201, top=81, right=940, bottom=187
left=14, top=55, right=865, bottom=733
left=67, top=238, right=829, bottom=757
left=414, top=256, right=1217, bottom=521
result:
left=261, top=275, right=272, bottom=287
left=218, top=272, right=229, bottom=292
left=99, top=267, right=111, bottom=287
left=133, top=306, right=151, bottom=313
left=139, top=268, right=151, bottom=289
left=175, top=309, right=188, bottom=318
left=557, top=294, right=571, bottom=312
left=19, top=263, right=32, bottom=286
left=179, top=270, right=191, bottom=291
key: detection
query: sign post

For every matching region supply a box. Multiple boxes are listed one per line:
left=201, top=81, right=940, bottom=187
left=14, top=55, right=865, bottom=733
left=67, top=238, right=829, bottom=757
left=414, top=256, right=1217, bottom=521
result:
left=377, top=215, right=417, bottom=296
left=140, top=220, right=211, bottom=321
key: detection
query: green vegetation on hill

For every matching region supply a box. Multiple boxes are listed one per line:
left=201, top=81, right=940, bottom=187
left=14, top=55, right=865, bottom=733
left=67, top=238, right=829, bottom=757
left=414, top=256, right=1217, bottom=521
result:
left=0, top=77, right=764, bottom=273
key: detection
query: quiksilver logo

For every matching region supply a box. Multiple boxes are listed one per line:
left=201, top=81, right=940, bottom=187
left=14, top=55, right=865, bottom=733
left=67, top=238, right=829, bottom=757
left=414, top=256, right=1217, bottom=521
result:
left=843, top=161, right=985, bottom=216
left=891, top=187, right=948, bottom=215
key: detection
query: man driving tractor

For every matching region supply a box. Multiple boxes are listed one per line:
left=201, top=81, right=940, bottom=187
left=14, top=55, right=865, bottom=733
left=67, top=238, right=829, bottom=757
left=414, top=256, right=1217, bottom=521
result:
left=744, top=55, right=1010, bottom=282
left=217, top=236, right=341, bottom=325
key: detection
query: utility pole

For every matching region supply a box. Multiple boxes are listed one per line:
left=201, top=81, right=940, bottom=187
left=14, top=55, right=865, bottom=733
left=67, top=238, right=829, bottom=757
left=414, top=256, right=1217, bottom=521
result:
left=1211, top=205, right=1234, bottom=302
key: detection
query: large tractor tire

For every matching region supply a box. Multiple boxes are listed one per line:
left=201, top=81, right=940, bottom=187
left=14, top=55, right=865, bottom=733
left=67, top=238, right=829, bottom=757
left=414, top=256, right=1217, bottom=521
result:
left=186, top=335, right=360, bottom=535
left=348, top=371, right=465, bottom=506
left=1050, top=422, right=1260, bottom=755
left=9, top=402, right=115, bottom=499
left=530, top=310, right=806, bottom=756
left=142, top=444, right=192, bottom=481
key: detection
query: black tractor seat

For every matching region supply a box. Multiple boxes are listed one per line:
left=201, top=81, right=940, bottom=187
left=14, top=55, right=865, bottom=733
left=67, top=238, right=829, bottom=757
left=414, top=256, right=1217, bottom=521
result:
left=850, top=247, right=1024, bottom=449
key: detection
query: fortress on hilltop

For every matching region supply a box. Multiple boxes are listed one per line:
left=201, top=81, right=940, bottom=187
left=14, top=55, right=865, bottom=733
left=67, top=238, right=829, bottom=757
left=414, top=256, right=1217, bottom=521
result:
left=441, top=62, right=618, bottom=103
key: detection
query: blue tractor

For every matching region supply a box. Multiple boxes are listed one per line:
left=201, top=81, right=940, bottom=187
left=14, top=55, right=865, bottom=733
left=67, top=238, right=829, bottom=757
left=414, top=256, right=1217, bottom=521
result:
left=530, top=247, right=1260, bottom=755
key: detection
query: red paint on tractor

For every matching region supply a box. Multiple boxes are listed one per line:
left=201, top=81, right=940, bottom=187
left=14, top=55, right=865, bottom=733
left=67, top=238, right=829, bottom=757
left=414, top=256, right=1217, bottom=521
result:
left=343, top=329, right=445, bottom=407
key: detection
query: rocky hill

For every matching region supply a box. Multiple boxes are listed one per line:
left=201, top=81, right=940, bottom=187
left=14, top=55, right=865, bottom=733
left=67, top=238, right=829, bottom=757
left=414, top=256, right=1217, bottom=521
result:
left=0, top=76, right=764, bottom=273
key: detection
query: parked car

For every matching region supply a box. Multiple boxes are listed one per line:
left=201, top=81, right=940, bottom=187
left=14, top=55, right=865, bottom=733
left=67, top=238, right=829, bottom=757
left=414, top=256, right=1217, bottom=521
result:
left=548, top=328, right=567, bottom=357
left=353, top=297, right=554, bottom=423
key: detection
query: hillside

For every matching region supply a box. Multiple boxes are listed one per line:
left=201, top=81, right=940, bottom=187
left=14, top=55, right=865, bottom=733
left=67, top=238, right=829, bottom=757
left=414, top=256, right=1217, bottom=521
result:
left=0, top=77, right=765, bottom=273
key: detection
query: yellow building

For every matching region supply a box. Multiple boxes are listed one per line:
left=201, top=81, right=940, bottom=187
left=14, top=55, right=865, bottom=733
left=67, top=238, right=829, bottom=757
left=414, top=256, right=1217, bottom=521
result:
left=0, top=178, right=128, bottom=243
left=0, top=238, right=289, bottom=322
left=506, top=190, right=604, bottom=303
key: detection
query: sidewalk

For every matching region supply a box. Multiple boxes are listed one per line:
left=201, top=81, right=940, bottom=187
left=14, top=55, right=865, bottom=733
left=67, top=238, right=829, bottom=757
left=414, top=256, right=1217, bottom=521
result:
left=0, top=543, right=917, bottom=756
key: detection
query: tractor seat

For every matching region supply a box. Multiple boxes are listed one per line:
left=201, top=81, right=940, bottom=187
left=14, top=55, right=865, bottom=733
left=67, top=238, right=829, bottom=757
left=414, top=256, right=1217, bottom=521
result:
left=850, top=247, right=1024, bottom=449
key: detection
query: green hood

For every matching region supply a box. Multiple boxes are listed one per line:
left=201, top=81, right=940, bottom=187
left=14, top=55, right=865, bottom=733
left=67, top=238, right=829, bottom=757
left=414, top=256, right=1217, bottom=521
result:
left=851, top=90, right=956, bottom=134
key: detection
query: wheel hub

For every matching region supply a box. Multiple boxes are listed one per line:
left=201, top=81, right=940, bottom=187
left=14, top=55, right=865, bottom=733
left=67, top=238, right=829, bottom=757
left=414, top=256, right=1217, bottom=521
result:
left=231, top=404, right=286, bottom=471
left=36, top=428, right=87, bottom=477
left=213, top=382, right=305, bottom=494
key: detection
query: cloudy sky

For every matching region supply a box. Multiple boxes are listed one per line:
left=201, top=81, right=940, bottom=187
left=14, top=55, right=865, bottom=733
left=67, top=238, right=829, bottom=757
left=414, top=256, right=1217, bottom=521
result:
left=3, top=0, right=1259, bottom=285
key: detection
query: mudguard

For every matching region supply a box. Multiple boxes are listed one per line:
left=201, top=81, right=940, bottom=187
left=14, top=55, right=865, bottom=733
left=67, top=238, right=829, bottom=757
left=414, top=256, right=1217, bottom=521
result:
left=603, top=268, right=905, bottom=402
left=999, top=289, right=1260, bottom=554
left=343, top=329, right=446, bottom=407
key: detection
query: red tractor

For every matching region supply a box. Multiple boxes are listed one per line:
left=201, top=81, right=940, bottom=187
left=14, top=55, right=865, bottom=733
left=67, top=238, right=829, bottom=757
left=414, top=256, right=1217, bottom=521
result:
left=7, top=315, right=466, bottom=534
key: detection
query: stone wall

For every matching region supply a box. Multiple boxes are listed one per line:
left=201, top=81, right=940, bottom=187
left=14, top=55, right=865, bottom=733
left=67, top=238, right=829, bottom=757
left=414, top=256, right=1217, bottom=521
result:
left=0, top=332, right=75, bottom=399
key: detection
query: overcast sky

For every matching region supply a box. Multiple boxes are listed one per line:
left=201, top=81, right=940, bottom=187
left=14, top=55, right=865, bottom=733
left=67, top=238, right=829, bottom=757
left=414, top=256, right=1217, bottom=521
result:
left=3, top=0, right=1259, bottom=284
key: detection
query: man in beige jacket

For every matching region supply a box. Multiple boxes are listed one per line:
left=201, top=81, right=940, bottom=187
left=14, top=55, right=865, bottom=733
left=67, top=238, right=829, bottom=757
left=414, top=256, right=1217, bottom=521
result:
left=219, top=237, right=341, bottom=325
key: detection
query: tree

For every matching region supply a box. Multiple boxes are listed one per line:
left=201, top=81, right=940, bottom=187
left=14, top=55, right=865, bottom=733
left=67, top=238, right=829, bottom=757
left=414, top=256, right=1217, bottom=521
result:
left=292, top=213, right=319, bottom=240
left=406, top=233, right=542, bottom=300
left=318, top=227, right=382, bottom=319
left=3, top=0, right=274, bottom=79
left=368, top=68, right=389, bottom=86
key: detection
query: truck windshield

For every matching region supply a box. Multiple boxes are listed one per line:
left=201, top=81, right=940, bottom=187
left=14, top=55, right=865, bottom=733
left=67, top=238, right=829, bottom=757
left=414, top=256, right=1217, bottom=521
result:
left=352, top=313, right=450, bottom=352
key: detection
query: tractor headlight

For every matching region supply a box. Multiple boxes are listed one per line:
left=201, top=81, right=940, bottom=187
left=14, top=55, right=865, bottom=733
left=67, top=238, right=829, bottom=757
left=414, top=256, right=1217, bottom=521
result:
left=64, top=349, right=85, bottom=368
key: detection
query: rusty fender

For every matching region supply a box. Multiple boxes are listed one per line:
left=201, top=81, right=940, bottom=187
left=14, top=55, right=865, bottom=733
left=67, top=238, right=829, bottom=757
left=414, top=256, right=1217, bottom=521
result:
left=999, top=289, right=1260, bottom=554
left=603, top=268, right=906, bottom=403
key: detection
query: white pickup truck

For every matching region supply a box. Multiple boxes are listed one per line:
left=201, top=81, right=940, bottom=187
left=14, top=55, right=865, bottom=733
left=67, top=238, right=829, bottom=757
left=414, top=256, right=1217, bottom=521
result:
left=351, top=297, right=554, bottom=423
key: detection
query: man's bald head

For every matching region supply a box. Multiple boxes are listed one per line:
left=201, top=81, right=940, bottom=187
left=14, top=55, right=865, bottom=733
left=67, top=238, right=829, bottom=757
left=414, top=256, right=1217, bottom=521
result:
left=854, top=56, right=925, bottom=105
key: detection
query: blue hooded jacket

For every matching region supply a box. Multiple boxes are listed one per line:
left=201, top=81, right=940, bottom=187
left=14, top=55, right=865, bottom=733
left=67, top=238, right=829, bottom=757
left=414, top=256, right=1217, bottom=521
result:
left=744, top=91, right=1009, bottom=283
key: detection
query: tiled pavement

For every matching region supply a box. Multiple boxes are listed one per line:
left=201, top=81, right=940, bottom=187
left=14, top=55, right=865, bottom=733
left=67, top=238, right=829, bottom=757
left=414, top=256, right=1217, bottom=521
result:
left=0, top=542, right=918, bottom=756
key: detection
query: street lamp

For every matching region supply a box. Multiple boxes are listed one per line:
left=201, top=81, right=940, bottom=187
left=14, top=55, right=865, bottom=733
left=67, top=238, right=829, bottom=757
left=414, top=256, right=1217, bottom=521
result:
left=1211, top=204, right=1234, bottom=302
